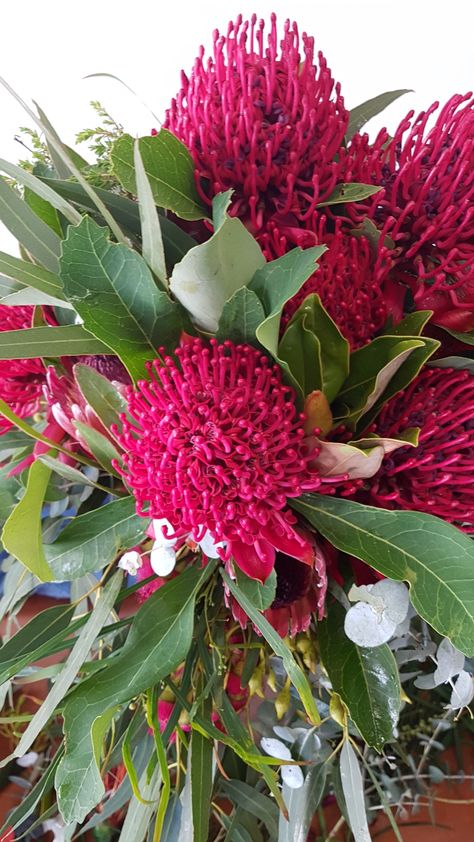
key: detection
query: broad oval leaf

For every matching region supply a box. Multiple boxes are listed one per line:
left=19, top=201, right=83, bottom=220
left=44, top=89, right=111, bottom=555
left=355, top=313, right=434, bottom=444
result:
left=292, top=494, right=474, bottom=656
left=318, top=601, right=401, bottom=748
left=111, top=131, right=206, bottom=221
left=217, top=286, right=266, bottom=346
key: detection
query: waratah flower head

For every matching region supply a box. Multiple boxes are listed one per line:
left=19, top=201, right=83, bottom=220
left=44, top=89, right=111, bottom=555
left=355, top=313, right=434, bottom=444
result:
left=165, top=13, right=348, bottom=234
left=365, top=366, right=474, bottom=531
left=280, top=220, right=394, bottom=348
left=116, top=338, right=345, bottom=582
left=0, top=305, right=46, bottom=434
left=339, top=94, right=474, bottom=322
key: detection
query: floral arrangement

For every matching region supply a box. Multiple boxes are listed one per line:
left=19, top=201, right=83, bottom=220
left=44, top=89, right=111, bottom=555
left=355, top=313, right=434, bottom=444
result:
left=0, top=12, right=473, bottom=841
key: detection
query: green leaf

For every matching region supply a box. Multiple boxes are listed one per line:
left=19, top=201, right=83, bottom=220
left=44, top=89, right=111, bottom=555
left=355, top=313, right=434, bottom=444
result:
left=40, top=178, right=196, bottom=268
left=56, top=563, right=215, bottom=823
left=1, top=459, right=53, bottom=581
left=133, top=139, right=167, bottom=288
left=440, top=326, right=474, bottom=346
left=111, top=131, right=206, bottom=221
left=74, top=363, right=128, bottom=432
left=45, top=496, right=148, bottom=580
left=332, top=334, right=438, bottom=429
left=217, top=286, right=266, bottom=345
left=0, top=285, right=72, bottom=309
left=221, top=780, right=279, bottom=839
left=60, top=217, right=185, bottom=380
left=319, top=601, right=400, bottom=749
left=430, top=356, right=474, bottom=374
left=7, top=571, right=123, bottom=767
left=24, top=187, right=63, bottom=237
left=0, top=156, right=82, bottom=226
left=38, top=454, right=105, bottom=489
left=235, top=566, right=277, bottom=611
left=0, top=324, right=109, bottom=359
left=316, top=183, right=381, bottom=208
left=0, top=250, right=66, bottom=299
left=170, top=196, right=265, bottom=332
left=221, top=569, right=320, bottom=724
left=383, top=310, right=433, bottom=337
left=0, top=747, right=63, bottom=836
left=74, top=420, right=122, bottom=474
left=345, top=90, right=413, bottom=142
left=278, top=762, right=327, bottom=842
left=291, top=494, right=474, bottom=656
left=0, top=603, right=75, bottom=668
left=0, top=176, right=61, bottom=273
left=339, top=740, right=371, bottom=842
left=249, top=248, right=325, bottom=371
left=190, top=714, right=214, bottom=842
left=279, top=294, right=350, bottom=402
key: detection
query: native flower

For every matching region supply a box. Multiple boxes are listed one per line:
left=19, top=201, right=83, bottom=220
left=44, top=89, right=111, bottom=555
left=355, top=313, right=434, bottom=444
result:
left=364, top=366, right=474, bottom=531
left=339, top=94, right=474, bottom=329
left=0, top=305, right=46, bottom=433
left=116, top=338, right=345, bottom=583
left=280, top=222, right=393, bottom=348
left=165, top=14, right=348, bottom=236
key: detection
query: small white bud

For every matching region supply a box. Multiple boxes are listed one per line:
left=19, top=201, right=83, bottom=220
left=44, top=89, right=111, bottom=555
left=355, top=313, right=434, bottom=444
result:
left=118, top=550, right=142, bottom=576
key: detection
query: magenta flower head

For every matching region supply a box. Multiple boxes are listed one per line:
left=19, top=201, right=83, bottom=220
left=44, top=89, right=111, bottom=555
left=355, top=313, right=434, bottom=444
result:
left=281, top=221, right=393, bottom=349
left=366, top=367, right=474, bottom=531
left=0, top=305, right=46, bottom=434
left=116, top=338, right=343, bottom=583
left=165, top=13, right=348, bottom=234
left=339, top=94, right=474, bottom=324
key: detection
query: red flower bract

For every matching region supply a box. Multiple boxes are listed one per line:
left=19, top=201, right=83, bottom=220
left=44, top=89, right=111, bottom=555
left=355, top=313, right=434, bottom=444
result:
left=339, top=94, right=474, bottom=322
left=117, top=339, right=339, bottom=582
left=280, top=221, right=393, bottom=348
left=0, top=305, right=45, bottom=433
left=165, top=13, right=348, bottom=234
left=366, top=367, right=474, bottom=531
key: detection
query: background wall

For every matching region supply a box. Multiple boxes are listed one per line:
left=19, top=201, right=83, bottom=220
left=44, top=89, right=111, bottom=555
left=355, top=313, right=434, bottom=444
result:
left=0, top=0, right=472, bottom=251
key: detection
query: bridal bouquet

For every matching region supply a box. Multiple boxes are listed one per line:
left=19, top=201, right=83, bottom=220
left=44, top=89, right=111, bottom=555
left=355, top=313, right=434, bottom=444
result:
left=0, top=13, right=473, bottom=841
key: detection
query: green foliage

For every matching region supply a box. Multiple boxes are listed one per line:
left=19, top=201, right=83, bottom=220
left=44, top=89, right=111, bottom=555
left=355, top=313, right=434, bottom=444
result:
left=2, top=459, right=54, bottom=581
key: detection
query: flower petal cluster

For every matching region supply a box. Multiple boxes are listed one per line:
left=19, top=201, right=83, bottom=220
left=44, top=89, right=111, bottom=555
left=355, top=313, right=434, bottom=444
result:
left=165, top=13, right=348, bottom=234
left=0, top=305, right=46, bottom=433
left=116, top=338, right=343, bottom=582
left=339, top=94, right=474, bottom=327
left=365, top=366, right=474, bottom=531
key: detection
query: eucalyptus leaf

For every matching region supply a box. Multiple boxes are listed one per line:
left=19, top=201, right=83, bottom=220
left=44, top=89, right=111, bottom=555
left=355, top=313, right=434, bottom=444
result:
left=190, top=720, right=214, bottom=842
left=0, top=176, right=61, bottom=273
left=56, top=563, right=214, bottom=822
left=0, top=603, right=75, bottom=668
left=0, top=156, right=82, bottom=225
left=0, top=325, right=109, bottom=359
left=319, top=601, right=400, bottom=748
left=134, top=139, right=167, bottom=287
left=291, top=494, right=474, bottom=656
left=278, top=763, right=327, bottom=842
left=339, top=741, right=371, bottom=842
left=0, top=250, right=66, bottom=299
left=222, top=780, right=279, bottom=839
left=45, top=496, right=148, bottom=580
left=74, top=420, right=122, bottom=475
left=111, top=131, right=206, bottom=221
left=345, top=89, right=412, bottom=142
left=1, top=459, right=53, bottom=581
left=316, top=183, right=381, bottom=207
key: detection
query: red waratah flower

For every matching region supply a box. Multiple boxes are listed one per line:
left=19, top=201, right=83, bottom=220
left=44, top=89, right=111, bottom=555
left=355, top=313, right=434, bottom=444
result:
left=0, top=305, right=46, bottom=433
left=339, top=94, right=474, bottom=329
left=364, top=366, right=474, bottom=531
left=280, top=220, right=394, bottom=348
left=165, top=13, right=348, bottom=235
left=229, top=534, right=328, bottom=637
left=116, top=338, right=345, bottom=583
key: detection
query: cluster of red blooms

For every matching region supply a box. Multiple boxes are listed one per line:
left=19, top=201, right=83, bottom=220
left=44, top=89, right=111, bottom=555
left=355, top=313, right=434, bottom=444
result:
left=1, top=14, right=473, bottom=641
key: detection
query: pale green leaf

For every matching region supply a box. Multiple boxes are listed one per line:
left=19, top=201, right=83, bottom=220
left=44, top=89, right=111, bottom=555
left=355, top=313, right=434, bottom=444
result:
left=346, top=89, right=412, bottom=142
left=0, top=156, right=82, bottom=225
left=0, top=176, right=61, bottom=273
left=133, top=139, right=167, bottom=287
left=1, top=459, right=53, bottom=581
left=0, top=324, right=109, bottom=359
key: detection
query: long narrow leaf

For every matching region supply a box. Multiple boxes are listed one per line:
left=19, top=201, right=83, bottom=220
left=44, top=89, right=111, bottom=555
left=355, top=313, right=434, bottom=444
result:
left=339, top=740, right=371, bottom=842
left=134, top=140, right=167, bottom=287
left=0, top=157, right=82, bottom=225
left=0, top=325, right=110, bottom=359
left=0, top=250, right=66, bottom=299
left=0, top=176, right=61, bottom=272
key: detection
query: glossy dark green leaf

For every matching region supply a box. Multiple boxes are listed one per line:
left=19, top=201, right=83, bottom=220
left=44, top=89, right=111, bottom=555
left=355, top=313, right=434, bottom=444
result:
left=235, top=566, right=277, bottom=611
left=383, top=310, right=432, bottom=337
left=45, top=496, right=147, bottom=580
left=316, top=183, right=381, bottom=207
left=111, top=131, right=206, bottom=221
left=60, top=217, right=186, bottom=380
left=217, top=286, right=266, bottom=345
left=279, top=293, right=349, bottom=401
left=74, top=363, right=128, bottom=432
left=2, top=459, right=53, bottom=581
left=55, top=563, right=215, bottom=823
left=346, top=89, right=412, bottom=142
left=0, top=176, right=61, bottom=273
left=332, top=333, right=438, bottom=429
left=291, top=494, right=474, bottom=656
left=319, top=601, right=400, bottom=749
left=0, top=325, right=109, bottom=359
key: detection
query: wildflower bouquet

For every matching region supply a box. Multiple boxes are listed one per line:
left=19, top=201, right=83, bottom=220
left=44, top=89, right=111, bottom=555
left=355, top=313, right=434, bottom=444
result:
left=0, top=13, right=473, bottom=841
